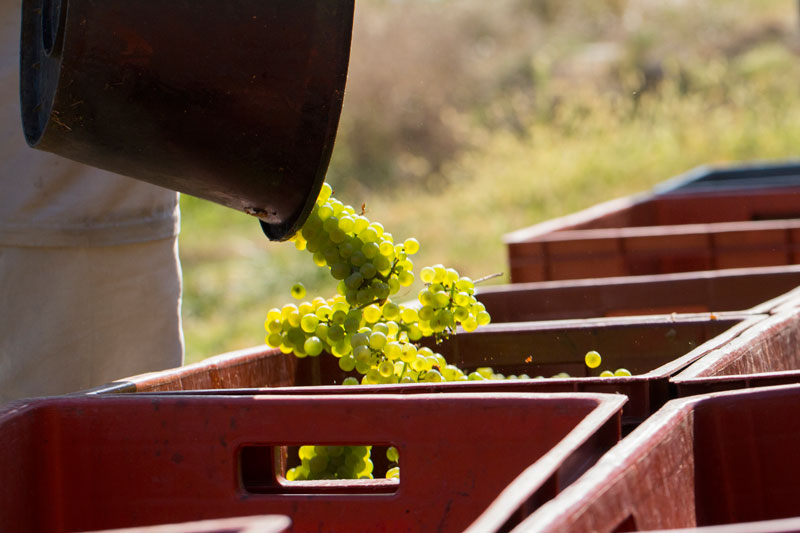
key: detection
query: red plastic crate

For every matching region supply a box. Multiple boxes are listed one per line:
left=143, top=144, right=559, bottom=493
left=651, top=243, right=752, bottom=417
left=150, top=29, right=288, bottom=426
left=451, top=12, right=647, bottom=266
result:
left=0, top=392, right=624, bottom=533
left=469, top=384, right=800, bottom=532
left=92, top=315, right=761, bottom=428
left=505, top=186, right=800, bottom=283
left=476, top=265, right=800, bottom=322
left=672, top=308, right=800, bottom=396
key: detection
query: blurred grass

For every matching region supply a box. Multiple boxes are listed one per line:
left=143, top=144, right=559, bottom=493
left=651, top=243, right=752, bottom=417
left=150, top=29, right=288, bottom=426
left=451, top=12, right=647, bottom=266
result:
left=179, top=0, right=800, bottom=363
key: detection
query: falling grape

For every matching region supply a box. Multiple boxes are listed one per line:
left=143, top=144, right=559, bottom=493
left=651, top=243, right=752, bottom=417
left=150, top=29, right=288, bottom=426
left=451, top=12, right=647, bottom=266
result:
left=584, top=350, right=602, bottom=369
left=290, top=283, right=306, bottom=300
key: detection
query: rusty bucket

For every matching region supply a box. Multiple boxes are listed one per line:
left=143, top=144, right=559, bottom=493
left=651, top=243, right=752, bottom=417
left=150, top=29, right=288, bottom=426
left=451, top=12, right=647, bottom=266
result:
left=20, top=0, right=354, bottom=240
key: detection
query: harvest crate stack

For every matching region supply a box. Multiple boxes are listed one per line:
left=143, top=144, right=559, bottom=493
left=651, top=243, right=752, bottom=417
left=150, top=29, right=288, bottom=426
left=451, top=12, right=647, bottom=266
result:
left=472, top=383, right=800, bottom=532
left=5, top=161, right=800, bottom=532
left=505, top=161, right=800, bottom=283
left=469, top=160, right=800, bottom=532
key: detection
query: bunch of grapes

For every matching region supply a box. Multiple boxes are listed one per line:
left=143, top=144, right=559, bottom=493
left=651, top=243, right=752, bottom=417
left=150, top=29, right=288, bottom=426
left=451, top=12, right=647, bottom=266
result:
left=264, top=292, right=480, bottom=384
left=267, top=183, right=493, bottom=386
left=286, top=445, right=373, bottom=481
left=286, top=445, right=400, bottom=481
left=289, top=183, right=417, bottom=308
left=416, top=265, right=491, bottom=338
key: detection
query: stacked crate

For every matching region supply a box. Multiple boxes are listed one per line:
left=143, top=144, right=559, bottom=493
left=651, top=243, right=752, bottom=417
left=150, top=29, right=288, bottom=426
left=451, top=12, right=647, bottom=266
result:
left=4, top=161, right=800, bottom=532
left=467, top=160, right=800, bottom=531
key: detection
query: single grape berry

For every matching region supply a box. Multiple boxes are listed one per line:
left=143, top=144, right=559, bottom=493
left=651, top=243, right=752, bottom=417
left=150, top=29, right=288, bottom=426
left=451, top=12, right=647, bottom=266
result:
left=290, top=282, right=306, bottom=300
left=386, top=446, right=400, bottom=463
left=584, top=350, right=602, bottom=369
left=403, top=238, right=420, bottom=255
left=304, top=336, right=324, bottom=357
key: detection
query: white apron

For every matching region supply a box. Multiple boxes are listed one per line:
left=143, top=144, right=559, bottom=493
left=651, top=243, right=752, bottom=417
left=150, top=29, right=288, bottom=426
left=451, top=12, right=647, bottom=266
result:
left=0, top=0, right=184, bottom=403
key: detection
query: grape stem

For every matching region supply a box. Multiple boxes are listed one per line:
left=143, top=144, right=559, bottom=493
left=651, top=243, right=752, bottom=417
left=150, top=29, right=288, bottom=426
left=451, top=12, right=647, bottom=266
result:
left=421, top=272, right=502, bottom=290
left=356, top=298, right=385, bottom=310
left=398, top=362, right=408, bottom=381
left=474, top=272, right=503, bottom=284
left=375, top=257, right=401, bottom=284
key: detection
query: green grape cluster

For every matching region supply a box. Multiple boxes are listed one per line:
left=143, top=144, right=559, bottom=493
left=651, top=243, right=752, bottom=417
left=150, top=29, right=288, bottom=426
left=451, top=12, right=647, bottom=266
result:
left=416, top=265, right=491, bottom=337
left=266, top=184, right=496, bottom=384
left=286, top=444, right=402, bottom=481
left=264, top=292, right=475, bottom=384
left=289, top=183, right=418, bottom=308
left=286, top=445, right=373, bottom=480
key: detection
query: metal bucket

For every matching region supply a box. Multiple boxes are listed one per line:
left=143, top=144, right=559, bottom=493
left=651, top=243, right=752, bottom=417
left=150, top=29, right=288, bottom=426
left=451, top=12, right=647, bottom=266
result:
left=20, top=0, right=354, bottom=240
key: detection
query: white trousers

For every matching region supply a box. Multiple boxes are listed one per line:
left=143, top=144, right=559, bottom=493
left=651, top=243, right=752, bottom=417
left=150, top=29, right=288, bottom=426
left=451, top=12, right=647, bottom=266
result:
left=0, top=237, right=184, bottom=404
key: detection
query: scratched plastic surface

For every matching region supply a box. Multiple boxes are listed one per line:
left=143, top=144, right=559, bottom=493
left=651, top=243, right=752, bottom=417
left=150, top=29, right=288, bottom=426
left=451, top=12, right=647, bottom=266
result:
left=673, top=307, right=800, bottom=396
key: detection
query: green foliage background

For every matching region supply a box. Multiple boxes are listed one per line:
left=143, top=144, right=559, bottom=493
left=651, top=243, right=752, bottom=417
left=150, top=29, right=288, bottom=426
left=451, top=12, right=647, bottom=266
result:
left=179, top=0, right=800, bottom=363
